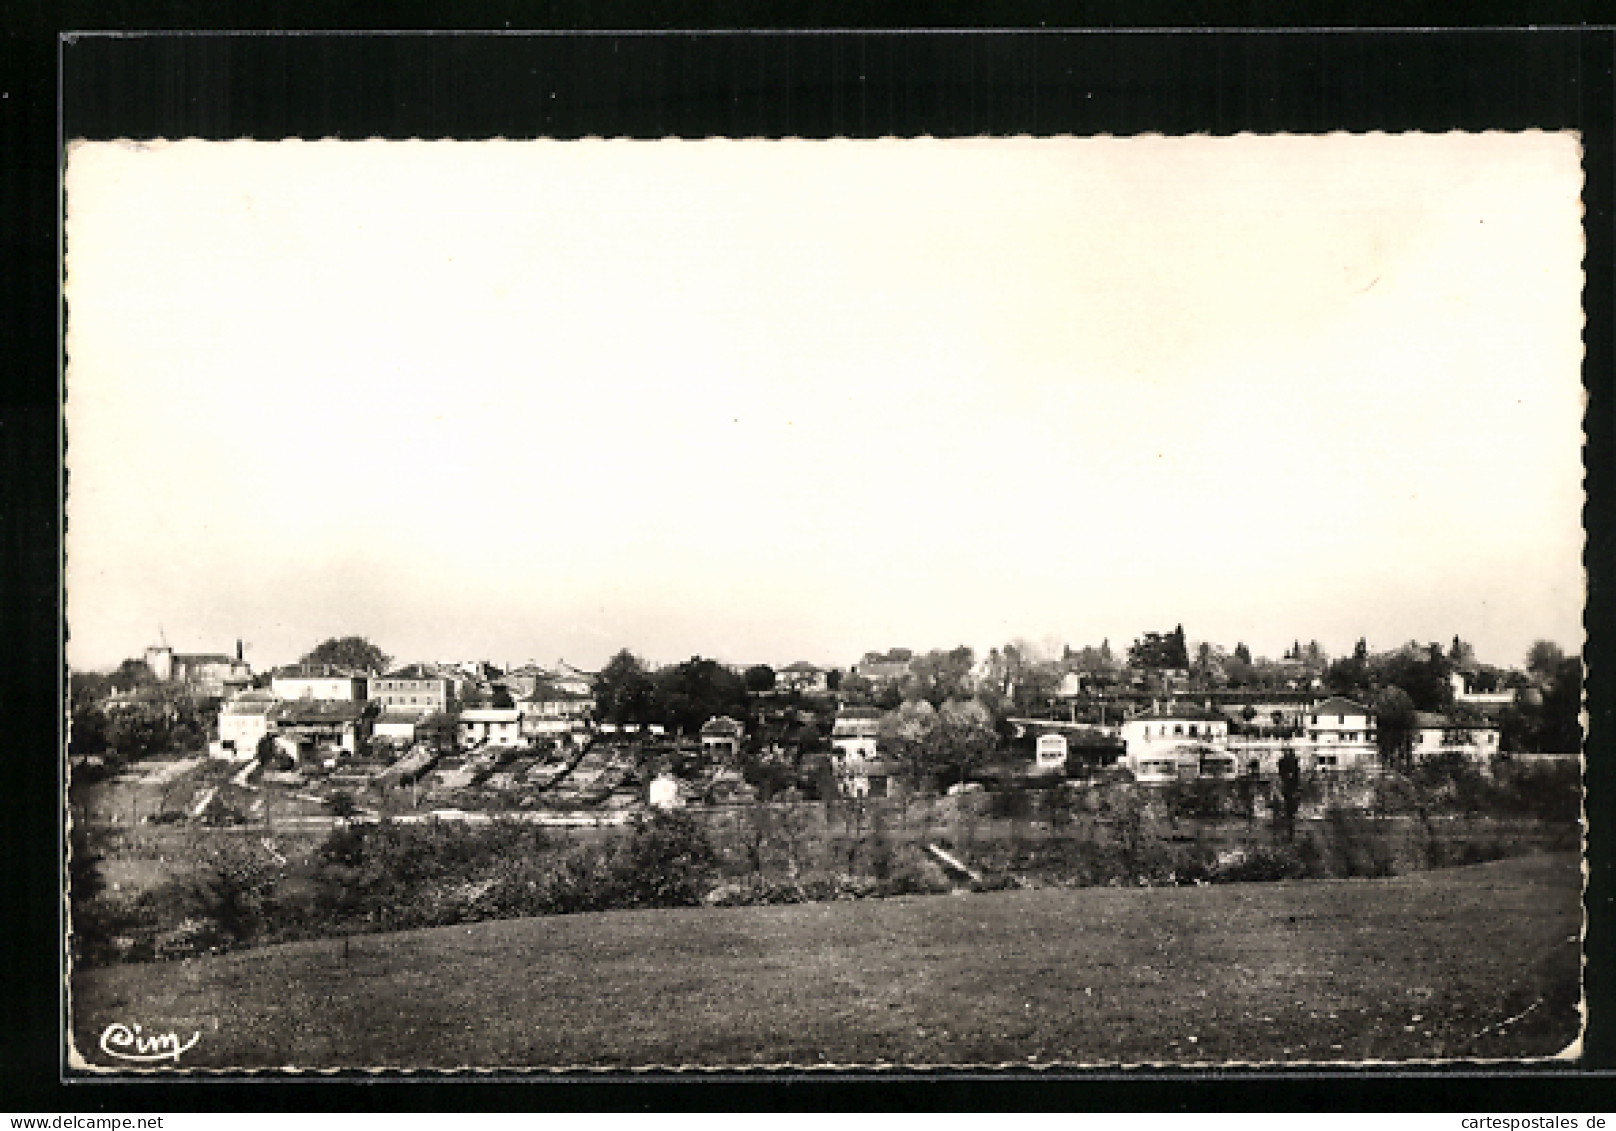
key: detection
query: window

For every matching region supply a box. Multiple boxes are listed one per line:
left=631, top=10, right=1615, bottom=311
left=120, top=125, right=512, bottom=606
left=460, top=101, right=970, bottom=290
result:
left=1173, top=724, right=1184, bottom=736
left=1189, top=724, right=1199, bottom=737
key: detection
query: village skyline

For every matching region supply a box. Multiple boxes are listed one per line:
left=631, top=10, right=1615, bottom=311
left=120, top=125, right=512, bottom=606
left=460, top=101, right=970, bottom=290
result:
left=81, top=620, right=1576, bottom=679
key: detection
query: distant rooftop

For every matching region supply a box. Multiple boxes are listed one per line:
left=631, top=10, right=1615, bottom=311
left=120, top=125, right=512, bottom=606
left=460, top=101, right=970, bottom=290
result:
left=274, top=663, right=364, bottom=679
left=1311, top=696, right=1372, bottom=717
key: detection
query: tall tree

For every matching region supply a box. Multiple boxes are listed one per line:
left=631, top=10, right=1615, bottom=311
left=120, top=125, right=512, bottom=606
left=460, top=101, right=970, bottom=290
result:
left=1373, top=687, right=1418, bottom=771
left=1526, top=641, right=1567, bottom=683
left=1448, top=635, right=1478, bottom=672
left=906, top=646, right=976, bottom=708
left=593, top=649, right=659, bottom=724
left=743, top=665, right=777, bottom=694
left=1373, top=644, right=1453, bottom=712
left=1127, top=627, right=1189, bottom=671
left=301, top=636, right=390, bottom=674
left=110, top=658, right=158, bottom=692
left=1234, top=642, right=1252, bottom=665
left=837, top=672, right=875, bottom=706
left=654, top=656, right=750, bottom=734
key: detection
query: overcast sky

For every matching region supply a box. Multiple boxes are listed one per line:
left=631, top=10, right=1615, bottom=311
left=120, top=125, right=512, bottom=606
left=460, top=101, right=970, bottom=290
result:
left=65, top=134, right=1585, bottom=673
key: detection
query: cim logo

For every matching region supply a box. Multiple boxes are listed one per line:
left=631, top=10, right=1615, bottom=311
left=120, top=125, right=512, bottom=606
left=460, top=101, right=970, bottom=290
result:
left=98, top=1022, right=200, bottom=1064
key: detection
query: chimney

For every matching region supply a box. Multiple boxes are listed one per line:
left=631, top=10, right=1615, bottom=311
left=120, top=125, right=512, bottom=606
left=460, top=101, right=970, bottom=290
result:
left=237, top=639, right=244, bottom=662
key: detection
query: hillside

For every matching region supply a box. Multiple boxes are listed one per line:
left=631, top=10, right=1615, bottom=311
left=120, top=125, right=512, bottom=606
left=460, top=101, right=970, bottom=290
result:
left=70, top=853, right=1581, bottom=1070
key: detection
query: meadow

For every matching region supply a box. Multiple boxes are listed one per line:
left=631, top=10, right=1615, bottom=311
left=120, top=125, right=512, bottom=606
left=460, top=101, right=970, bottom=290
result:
left=70, top=852, right=1581, bottom=1070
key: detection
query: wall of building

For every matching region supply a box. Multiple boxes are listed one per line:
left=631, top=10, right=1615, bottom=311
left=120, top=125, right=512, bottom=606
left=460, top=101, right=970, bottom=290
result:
left=272, top=676, right=365, bottom=701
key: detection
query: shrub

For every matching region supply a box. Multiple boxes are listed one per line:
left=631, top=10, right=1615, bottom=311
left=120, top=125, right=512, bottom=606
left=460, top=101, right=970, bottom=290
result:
left=1211, top=844, right=1309, bottom=883
left=987, top=787, right=1036, bottom=821
left=606, top=809, right=718, bottom=908
left=880, top=850, right=953, bottom=896
left=173, top=835, right=285, bottom=944
left=1323, top=805, right=1398, bottom=878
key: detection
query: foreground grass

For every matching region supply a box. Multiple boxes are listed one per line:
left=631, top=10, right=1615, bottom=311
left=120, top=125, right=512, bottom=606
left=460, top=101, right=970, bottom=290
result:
left=70, top=852, right=1581, bottom=1070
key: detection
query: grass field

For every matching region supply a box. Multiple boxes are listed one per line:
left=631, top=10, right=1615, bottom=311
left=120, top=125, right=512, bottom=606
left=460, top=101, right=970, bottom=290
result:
left=70, top=852, right=1581, bottom=1071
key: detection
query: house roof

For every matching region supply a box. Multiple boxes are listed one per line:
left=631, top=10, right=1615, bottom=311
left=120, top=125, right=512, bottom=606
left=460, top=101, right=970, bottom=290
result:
left=273, top=663, right=364, bottom=680
left=1412, top=711, right=1497, bottom=731
left=525, top=683, right=593, bottom=702
left=700, top=715, right=744, bottom=736
left=221, top=694, right=278, bottom=716
left=172, top=652, right=238, bottom=664
left=269, top=700, right=370, bottom=724
left=848, top=758, right=903, bottom=776
left=1129, top=705, right=1226, bottom=723
left=377, top=663, right=448, bottom=682
left=1311, top=696, right=1372, bottom=717
left=460, top=708, right=522, bottom=722
left=779, top=661, right=823, bottom=673
left=376, top=708, right=434, bottom=723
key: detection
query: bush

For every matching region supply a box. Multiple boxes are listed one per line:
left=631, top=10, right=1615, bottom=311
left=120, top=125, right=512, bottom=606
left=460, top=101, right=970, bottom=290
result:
left=1163, top=778, right=1236, bottom=821
left=1211, top=844, right=1309, bottom=883
left=606, top=809, right=718, bottom=908
left=1497, top=760, right=1581, bottom=824
left=880, top=850, right=954, bottom=896
left=1323, top=805, right=1398, bottom=878
left=171, top=836, right=286, bottom=944
left=987, top=787, right=1036, bottom=821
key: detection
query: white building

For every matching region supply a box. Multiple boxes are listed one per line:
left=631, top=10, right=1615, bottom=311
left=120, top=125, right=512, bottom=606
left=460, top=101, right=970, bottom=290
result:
left=700, top=715, right=745, bottom=760
left=214, top=689, right=278, bottom=760
left=1413, top=711, right=1502, bottom=766
left=1120, top=705, right=1233, bottom=784
left=271, top=664, right=367, bottom=701
left=1034, top=732, right=1070, bottom=772
left=1449, top=671, right=1516, bottom=709
left=776, top=661, right=832, bottom=695
left=458, top=708, right=523, bottom=748
left=1306, top=696, right=1376, bottom=745
left=648, top=772, right=685, bottom=810
left=830, top=708, right=881, bottom=765
left=367, top=665, right=454, bottom=712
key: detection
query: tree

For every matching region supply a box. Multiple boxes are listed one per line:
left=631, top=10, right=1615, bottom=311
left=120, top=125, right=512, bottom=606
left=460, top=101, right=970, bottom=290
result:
left=837, top=672, right=875, bottom=706
left=593, top=650, right=659, bottom=724
left=325, top=791, right=360, bottom=824
left=1536, top=653, right=1584, bottom=754
left=1372, top=642, right=1453, bottom=712
left=1373, top=687, right=1417, bottom=771
left=1127, top=626, right=1189, bottom=671
left=110, top=658, right=158, bottom=692
left=743, top=665, right=776, bottom=694
left=906, top=646, right=976, bottom=708
left=878, top=699, right=939, bottom=785
left=1526, top=641, right=1567, bottom=684
left=1276, top=748, right=1302, bottom=841
left=1234, top=642, right=1252, bottom=665
left=490, top=687, right=516, bottom=709
left=1448, top=635, right=1478, bottom=672
left=653, top=656, right=749, bottom=734
left=930, top=699, right=997, bottom=787
left=301, top=636, right=390, bottom=674
left=1010, top=660, right=1062, bottom=714
left=1191, top=641, right=1226, bottom=688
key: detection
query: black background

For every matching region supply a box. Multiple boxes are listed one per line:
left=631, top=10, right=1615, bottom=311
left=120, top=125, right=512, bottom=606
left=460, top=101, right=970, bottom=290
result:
left=3, top=3, right=1613, bottom=1113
